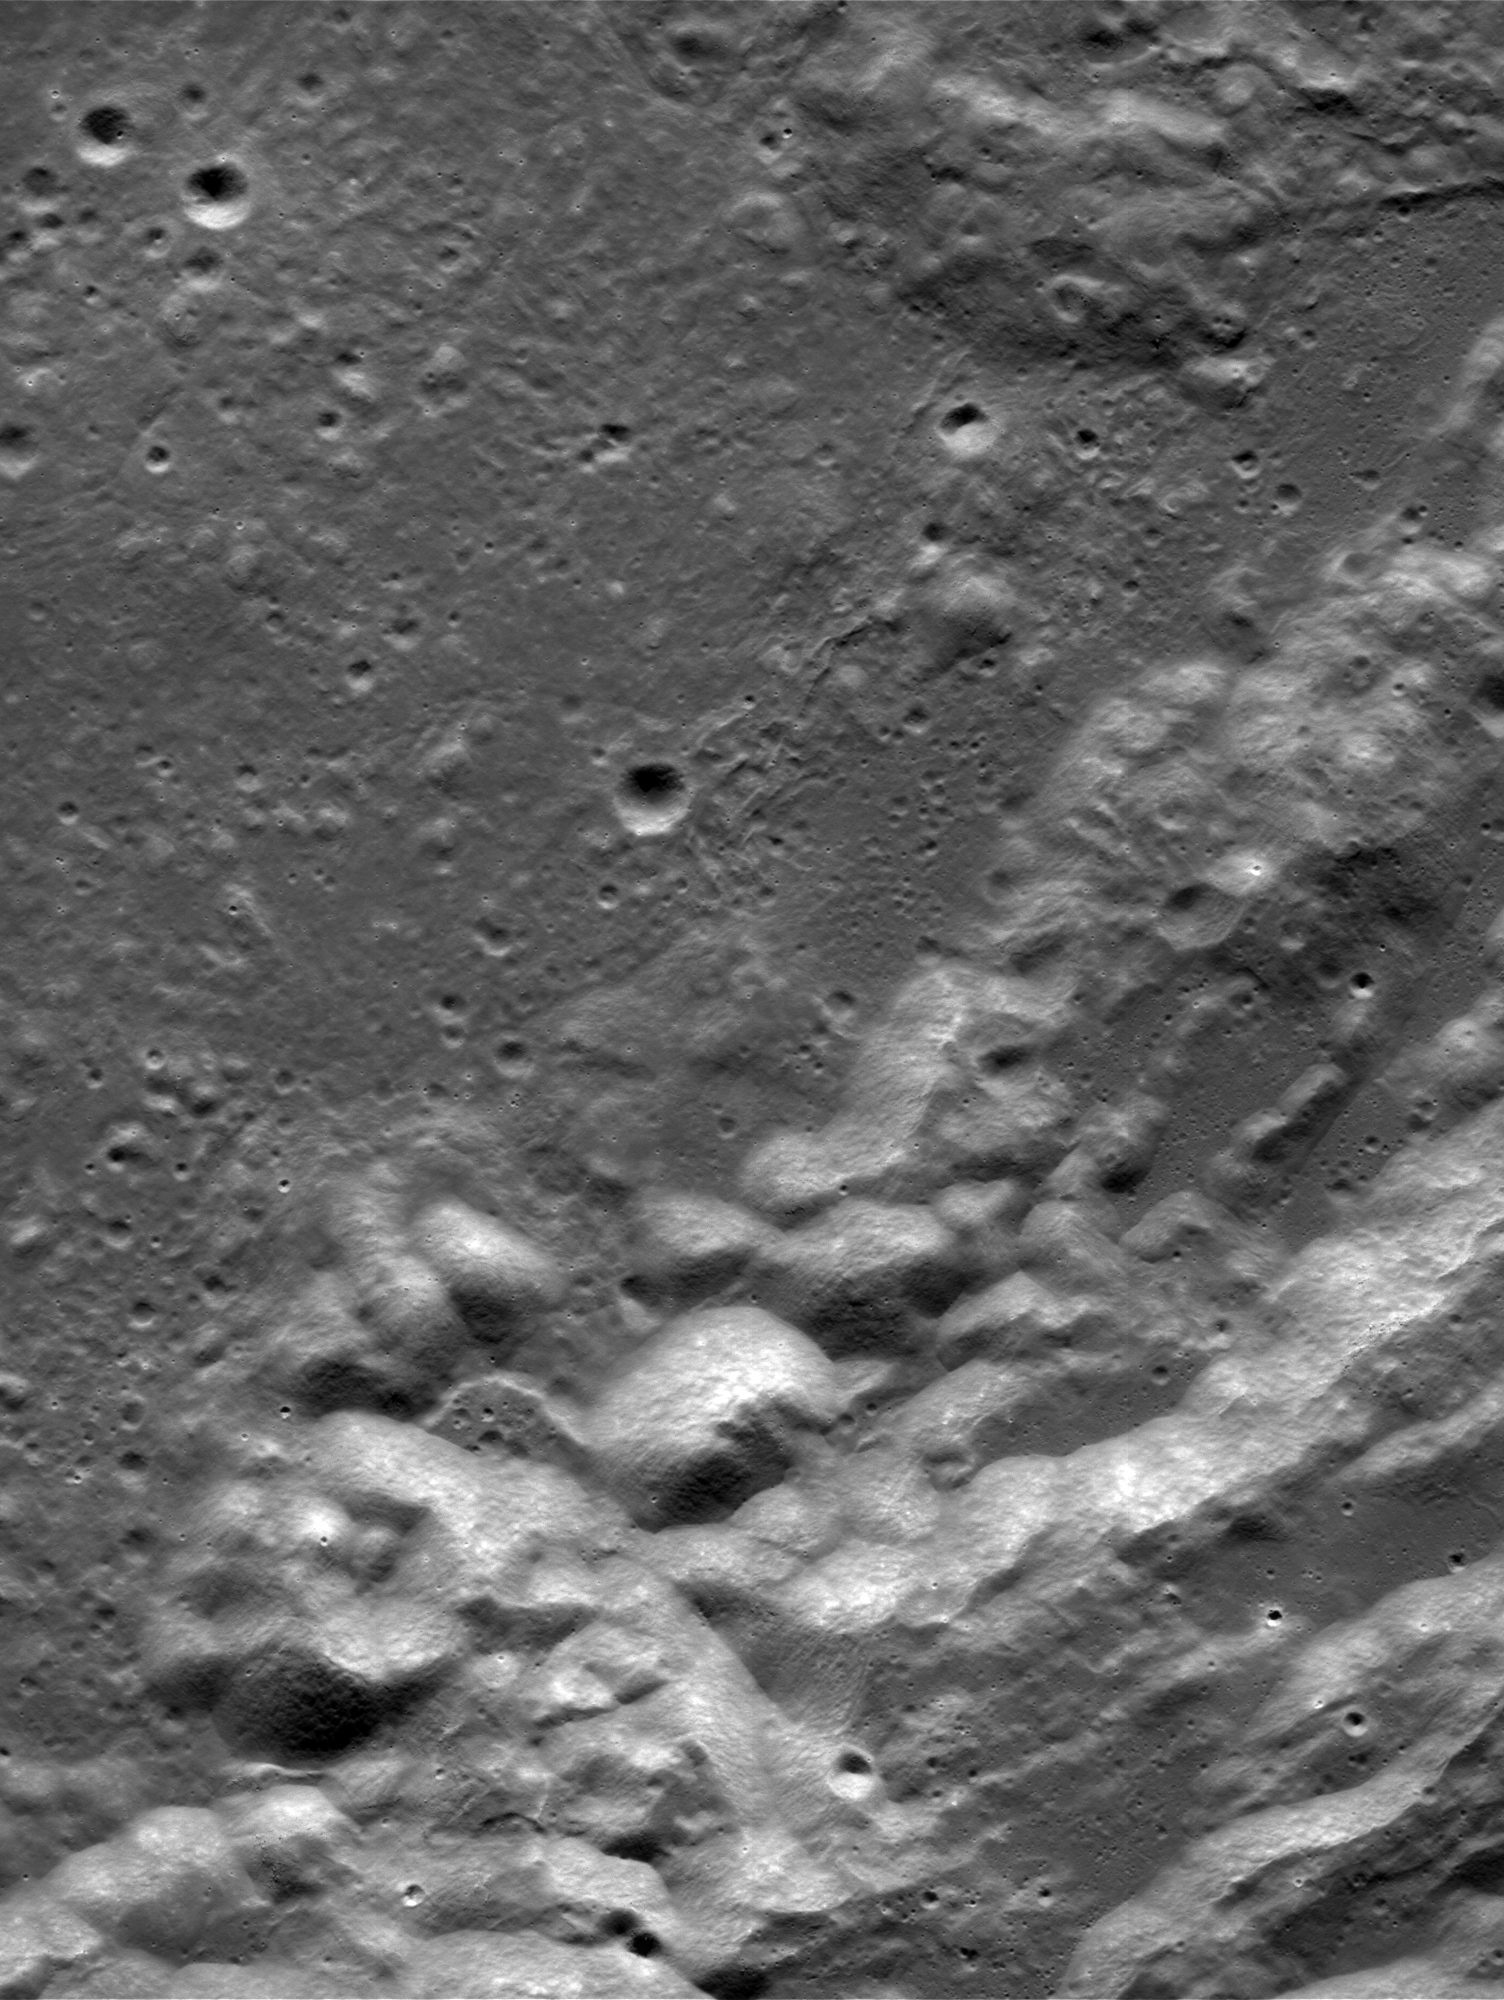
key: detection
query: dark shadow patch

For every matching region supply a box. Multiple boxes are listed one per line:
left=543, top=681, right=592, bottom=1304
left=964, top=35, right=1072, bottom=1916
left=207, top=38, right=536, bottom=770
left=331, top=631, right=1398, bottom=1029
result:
left=81, top=105, right=131, bottom=146
left=213, top=1647, right=383, bottom=1764
left=187, top=159, right=248, bottom=204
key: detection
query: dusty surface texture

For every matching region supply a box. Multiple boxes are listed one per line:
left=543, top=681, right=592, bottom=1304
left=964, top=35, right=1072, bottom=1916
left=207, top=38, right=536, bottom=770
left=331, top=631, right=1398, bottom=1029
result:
left=10, top=2, right=1504, bottom=1995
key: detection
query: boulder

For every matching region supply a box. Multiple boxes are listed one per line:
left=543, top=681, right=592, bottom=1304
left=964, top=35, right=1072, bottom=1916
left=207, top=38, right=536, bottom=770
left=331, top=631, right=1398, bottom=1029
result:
left=1200, top=1550, right=1504, bottom=1822
left=935, top=1271, right=1109, bottom=1367
left=1338, top=1362, right=1504, bottom=1497
left=1015, top=1198, right=1132, bottom=1289
left=728, top=1479, right=844, bottom=1560
left=585, top=1307, right=841, bottom=1526
left=1047, top=1091, right=1170, bottom=1196
left=1279, top=1964, right=1504, bottom=1998
left=0, top=1893, right=105, bottom=1999
left=624, top=1189, right=774, bottom=1305
left=48, top=1808, right=268, bottom=1962
left=422, top=1369, right=591, bottom=1475
left=875, top=1358, right=1033, bottom=1487
left=258, top=1271, right=458, bottom=1418
left=543, top=1613, right=782, bottom=1861
left=929, top=1177, right=1027, bottom=1277
left=543, top=1709, right=739, bottom=1860
left=665, top=1824, right=852, bottom=1993
left=393, top=1735, right=555, bottom=1837
left=526, top=1837, right=677, bottom=1948
left=410, top=1197, right=566, bottom=1343
left=162, top=1962, right=349, bottom=1998
left=307, top=1411, right=619, bottom=1636
left=747, top=1201, right=965, bottom=1353
left=634, top=1522, right=803, bottom=1617
left=52, top=1947, right=176, bottom=1997
left=928, top=1060, right=1079, bottom=1182
left=821, top=1443, right=942, bottom=1545
left=396, top=1929, right=698, bottom=1998
left=349, top=1251, right=470, bottom=1383
left=516, top=1621, right=675, bottom=1729
left=139, top=1604, right=248, bottom=1715
left=151, top=1591, right=467, bottom=1762
left=1118, top=1190, right=1236, bottom=1262
left=215, top=1786, right=357, bottom=1898
left=738, top=964, right=1074, bottom=1210
left=373, top=1830, right=675, bottom=1947
left=320, top=1174, right=469, bottom=1370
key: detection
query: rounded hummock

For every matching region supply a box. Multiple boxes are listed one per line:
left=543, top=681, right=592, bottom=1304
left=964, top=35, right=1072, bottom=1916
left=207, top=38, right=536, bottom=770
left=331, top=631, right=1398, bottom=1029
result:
left=585, top=1306, right=842, bottom=1528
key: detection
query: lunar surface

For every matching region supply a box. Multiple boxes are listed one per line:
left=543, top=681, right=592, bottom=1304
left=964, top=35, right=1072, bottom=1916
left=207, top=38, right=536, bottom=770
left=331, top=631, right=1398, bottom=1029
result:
left=15, top=2, right=1504, bottom=1995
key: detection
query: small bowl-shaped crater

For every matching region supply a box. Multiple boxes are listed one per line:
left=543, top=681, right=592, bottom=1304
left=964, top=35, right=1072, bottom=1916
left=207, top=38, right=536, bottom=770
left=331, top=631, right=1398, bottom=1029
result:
left=183, top=157, right=253, bottom=230
left=614, top=759, right=691, bottom=837
left=0, top=422, right=40, bottom=483
left=179, top=243, right=224, bottom=289
left=1475, top=667, right=1504, bottom=739
left=935, top=398, right=1002, bottom=461
left=77, top=104, right=136, bottom=165
left=829, top=1747, right=880, bottom=1800
left=1158, top=877, right=1241, bottom=950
